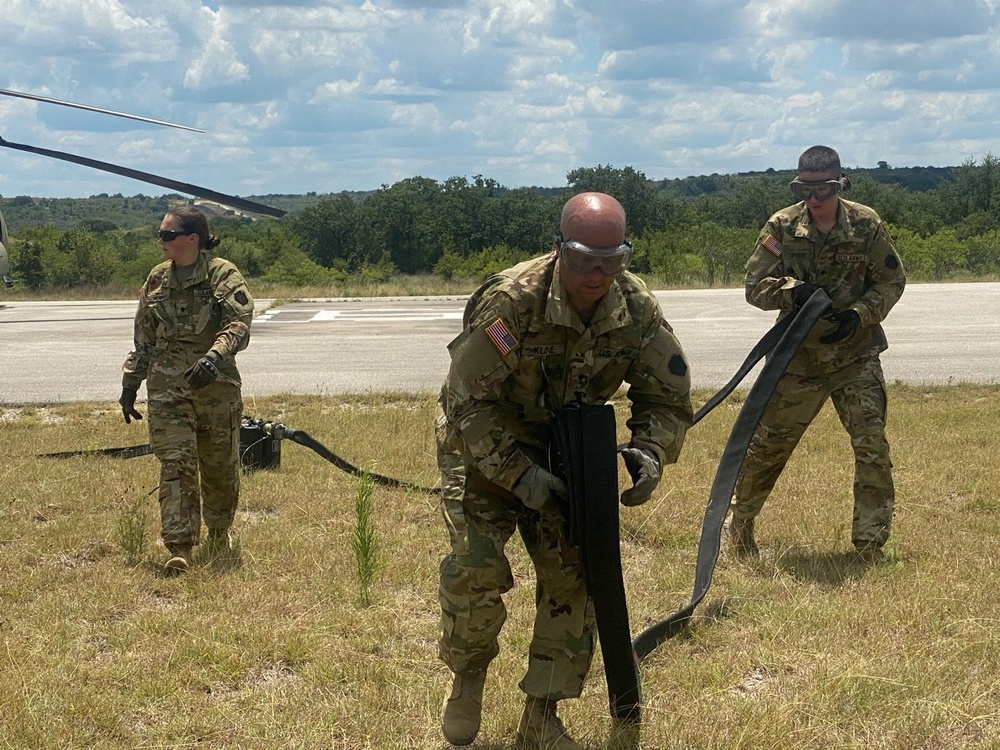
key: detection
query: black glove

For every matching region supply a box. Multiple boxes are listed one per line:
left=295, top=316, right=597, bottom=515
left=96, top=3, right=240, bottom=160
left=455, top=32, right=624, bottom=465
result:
left=791, top=283, right=823, bottom=308
left=513, top=465, right=567, bottom=511
left=119, top=387, right=143, bottom=424
left=819, top=309, right=861, bottom=344
left=183, top=352, right=221, bottom=389
left=619, top=447, right=660, bottom=506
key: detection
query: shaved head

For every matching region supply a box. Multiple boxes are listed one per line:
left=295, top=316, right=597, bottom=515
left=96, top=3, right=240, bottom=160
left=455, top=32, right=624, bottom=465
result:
left=559, top=192, right=627, bottom=248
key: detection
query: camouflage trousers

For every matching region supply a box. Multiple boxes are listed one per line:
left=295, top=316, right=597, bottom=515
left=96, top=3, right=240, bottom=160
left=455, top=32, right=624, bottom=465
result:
left=148, top=382, right=243, bottom=548
left=437, top=460, right=595, bottom=701
left=733, top=356, right=894, bottom=548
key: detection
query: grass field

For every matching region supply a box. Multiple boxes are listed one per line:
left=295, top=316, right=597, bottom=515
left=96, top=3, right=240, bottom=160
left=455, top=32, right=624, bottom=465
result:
left=1, top=385, right=999, bottom=749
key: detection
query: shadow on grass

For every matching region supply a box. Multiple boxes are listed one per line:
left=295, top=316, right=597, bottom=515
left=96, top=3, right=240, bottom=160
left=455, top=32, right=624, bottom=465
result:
left=775, top=548, right=893, bottom=585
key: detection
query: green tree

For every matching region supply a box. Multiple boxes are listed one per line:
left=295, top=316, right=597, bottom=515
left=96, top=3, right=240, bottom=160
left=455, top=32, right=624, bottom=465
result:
left=11, top=240, right=46, bottom=290
left=294, top=192, right=359, bottom=269
left=566, top=164, right=660, bottom=236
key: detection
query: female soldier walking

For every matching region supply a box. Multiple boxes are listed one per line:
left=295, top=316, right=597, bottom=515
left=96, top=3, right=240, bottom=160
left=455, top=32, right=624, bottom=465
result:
left=119, top=205, right=254, bottom=574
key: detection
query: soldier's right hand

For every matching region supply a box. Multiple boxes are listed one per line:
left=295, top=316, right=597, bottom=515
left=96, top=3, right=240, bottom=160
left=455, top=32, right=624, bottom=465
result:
left=513, top=465, right=567, bottom=511
left=119, top=387, right=143, bottom=424
left=791, top=283, right=823, bottom=308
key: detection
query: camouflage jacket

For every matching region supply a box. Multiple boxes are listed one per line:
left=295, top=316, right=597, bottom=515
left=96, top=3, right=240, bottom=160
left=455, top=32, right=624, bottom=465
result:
left=441, top=252, right=693, bottom=492
left=745, top=198, right=906, bottom=375
left=122, top=251, right=254, bottom=391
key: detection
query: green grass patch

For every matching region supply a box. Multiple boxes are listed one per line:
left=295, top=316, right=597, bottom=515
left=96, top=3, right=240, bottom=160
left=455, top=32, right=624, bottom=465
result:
left=1, top=386, right=998, bottom=749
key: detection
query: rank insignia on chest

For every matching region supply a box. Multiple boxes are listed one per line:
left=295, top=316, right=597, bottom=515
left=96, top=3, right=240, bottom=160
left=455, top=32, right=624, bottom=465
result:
left=485, top=317, right=518, bottom=356
left=762, top=235, right=783, bottom=257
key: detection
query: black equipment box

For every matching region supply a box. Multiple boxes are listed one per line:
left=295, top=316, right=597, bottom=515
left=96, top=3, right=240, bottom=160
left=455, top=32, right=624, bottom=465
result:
left=239, top=417, right=281, bottom=472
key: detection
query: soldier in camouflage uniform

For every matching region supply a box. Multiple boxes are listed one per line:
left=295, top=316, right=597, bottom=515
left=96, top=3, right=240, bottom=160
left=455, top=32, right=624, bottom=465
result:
left=731, top=145, right=906, bottom=562
left=437, top=193, right=692, bottom=748
left=119, top=206, right=253, bottom=575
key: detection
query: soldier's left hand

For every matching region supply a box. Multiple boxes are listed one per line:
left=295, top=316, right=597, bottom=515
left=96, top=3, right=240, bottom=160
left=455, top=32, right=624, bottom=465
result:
left=819, top=309, right=860, bottom=344
left=619, top=446, right=660, bottom=506
left=183, top=352, right=221, bottom=389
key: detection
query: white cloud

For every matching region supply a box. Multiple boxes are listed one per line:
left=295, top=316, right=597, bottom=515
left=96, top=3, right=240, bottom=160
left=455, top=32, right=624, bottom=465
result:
left=2, top=0, right=1000, bottom=199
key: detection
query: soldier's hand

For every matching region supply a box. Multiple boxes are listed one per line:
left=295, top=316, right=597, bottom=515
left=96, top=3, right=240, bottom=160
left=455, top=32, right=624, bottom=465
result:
left=513, top=465, right=567, bottom=511
left=119, top=387, right=143, bottom=424
left=819, top=309, right=860, bottom=344
left=183, top=352, right=221, bottom=389
left=791, top=283, right=823, bottom=309
left=619, top=447, right=660, bottom=506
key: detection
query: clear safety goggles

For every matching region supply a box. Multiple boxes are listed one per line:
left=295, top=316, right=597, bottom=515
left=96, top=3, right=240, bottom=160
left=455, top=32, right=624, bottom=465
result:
left=555, top=234, right=633, bottom=276
left=789, top=178, right=843, bottom=202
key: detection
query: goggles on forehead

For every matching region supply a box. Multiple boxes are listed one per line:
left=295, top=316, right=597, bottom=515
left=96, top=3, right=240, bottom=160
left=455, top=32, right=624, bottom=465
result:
left=555, top=234, right=633, bottom=276
left=789, top=178, right=843, bottom=202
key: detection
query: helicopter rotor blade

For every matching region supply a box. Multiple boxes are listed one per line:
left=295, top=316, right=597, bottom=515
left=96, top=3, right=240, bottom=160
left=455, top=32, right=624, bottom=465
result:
left=0, top=88, right=204, bottom=133
left=0, top=135, right=286, bottom=218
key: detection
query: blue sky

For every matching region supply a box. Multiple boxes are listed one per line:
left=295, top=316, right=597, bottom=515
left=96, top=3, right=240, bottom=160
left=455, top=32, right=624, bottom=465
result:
left=2, top=0, right=1000, bottom=199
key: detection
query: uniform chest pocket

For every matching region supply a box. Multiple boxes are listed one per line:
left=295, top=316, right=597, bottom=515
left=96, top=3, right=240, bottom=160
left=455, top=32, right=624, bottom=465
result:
left=193, top=290, right=218, bottom=334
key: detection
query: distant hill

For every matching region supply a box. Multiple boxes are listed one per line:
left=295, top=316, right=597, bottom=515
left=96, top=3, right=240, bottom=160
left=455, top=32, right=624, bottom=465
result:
left=659, top=164, right=956, bottom=197
left=0, top=165, right=958, bottom=232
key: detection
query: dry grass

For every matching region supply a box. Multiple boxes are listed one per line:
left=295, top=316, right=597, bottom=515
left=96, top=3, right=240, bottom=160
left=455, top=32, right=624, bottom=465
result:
left=1, top=386, right=999, bottom=749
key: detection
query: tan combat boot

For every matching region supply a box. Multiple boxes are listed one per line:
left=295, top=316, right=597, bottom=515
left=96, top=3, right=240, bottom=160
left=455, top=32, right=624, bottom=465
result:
left=204, top=527, right=234, bottom=553
left=516, top=697, right=583, bottom=750
left=854, top=542, right=885, bottom=564
left=163, top=544, right=193, bottom=575
left=727, top=516, right=759, bottom=559
left=440, top=669, right=487, bottom=746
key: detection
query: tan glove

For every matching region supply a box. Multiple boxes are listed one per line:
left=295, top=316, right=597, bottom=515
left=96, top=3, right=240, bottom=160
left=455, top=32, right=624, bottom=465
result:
left=513, top=465, right=567, bottom=511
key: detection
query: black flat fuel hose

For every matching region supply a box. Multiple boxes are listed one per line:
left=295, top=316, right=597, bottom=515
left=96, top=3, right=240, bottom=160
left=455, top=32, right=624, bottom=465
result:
left=631, top=291, right=831, bottom=661
left=554, top=402, right=642, bottom=723
left=280, top=425, right=439, bottom=495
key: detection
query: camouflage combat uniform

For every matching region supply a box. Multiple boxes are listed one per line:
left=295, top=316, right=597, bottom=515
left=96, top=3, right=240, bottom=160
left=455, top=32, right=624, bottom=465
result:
left=438, top=253, right=692, bottom=700
left=122, top=251, right=253, bottom=549
left=736, top=198, right=906, bottom=548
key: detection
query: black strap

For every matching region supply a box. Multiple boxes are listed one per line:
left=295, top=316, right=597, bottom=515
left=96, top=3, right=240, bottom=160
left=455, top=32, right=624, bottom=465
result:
left=279, top=425, right=439, bottom=495
left=39, top=443, right=154, bottom=460
left=0, top=136, right=286, bottom=218
left=553, top=403, right=642, bottom=723
left=692, top=313, right=794, bottom=425
left=631, top=291, right=832, bottom=661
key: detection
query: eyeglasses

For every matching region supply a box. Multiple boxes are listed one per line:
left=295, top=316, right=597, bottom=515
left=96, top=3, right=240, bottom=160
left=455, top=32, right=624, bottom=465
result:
left=555, top=235, right=633, bottom=276
left=789, top=179, right=842, bottom=202
left=157, top=229, right=194, bottom=242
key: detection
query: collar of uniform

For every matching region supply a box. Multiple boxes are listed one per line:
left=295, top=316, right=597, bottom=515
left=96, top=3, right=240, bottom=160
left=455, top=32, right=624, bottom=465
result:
left=166, top=250, right=210, bottom=289
left=547, top=256, right=630, bottom=333
left=791, top=199, right=867, bottom=247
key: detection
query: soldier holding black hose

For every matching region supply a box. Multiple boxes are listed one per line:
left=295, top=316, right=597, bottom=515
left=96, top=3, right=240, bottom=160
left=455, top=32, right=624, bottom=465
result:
left=730, top=145, right=906, bottom=562
left=436, top=192, right=692, bottom=749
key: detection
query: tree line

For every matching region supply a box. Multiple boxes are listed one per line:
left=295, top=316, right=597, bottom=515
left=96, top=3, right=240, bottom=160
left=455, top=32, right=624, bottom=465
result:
left=3, top=156, right=1000, bottom=292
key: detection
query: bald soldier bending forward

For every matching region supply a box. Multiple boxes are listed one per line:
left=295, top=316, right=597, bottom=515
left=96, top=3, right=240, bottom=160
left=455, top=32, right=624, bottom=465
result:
left=436, top=192, right=693, bottom=748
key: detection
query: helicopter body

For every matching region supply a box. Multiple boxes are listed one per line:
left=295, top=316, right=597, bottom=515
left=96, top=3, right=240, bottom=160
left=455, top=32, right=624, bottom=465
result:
left=1, top=209, right=11, bottom=288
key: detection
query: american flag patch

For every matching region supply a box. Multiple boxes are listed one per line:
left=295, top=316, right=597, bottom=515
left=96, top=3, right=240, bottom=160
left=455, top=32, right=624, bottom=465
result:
left=762, top=235, right=783, bottom=257
left=485, top=317, right=518, bottom=355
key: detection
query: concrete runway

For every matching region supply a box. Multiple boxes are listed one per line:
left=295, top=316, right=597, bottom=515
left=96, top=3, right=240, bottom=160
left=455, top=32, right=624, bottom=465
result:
left=1, top=282, right=997, bottom=404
